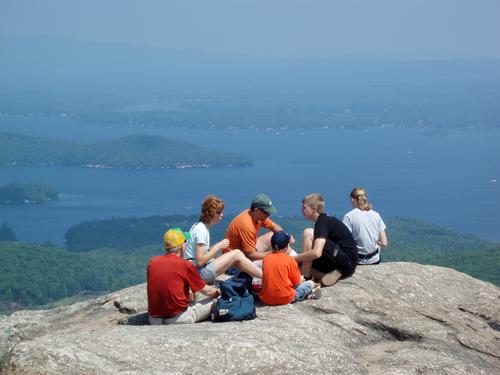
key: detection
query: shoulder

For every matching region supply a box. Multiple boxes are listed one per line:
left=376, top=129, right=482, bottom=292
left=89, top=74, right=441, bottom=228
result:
left=229, top=210, right=251, bottom=226
left=148, top=255, right=162, bottom=265
left=314, top=214, right=326, bottom=228
left=316, top=213, right=328, bottom=224
left=365, top=209, right=383, bottom=221
left=318, top=213, right=340, bottom=225
left=343, top=209, right=356, bottom=221
left=263, top=217, right=275, bottom=228
left=346, top=208, right=363, bottom=217
left=176, top=256, right=198, bottom=271
left=371, top=210, right=386, bottom=226
left=191, top=221, right=208, bottom=235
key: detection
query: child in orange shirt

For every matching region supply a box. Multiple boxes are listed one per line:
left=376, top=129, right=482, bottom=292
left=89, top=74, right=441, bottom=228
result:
left=259, top=231, right=320, bottom=305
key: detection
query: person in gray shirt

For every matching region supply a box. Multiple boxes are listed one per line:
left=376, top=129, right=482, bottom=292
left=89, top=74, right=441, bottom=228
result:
left=343, top=187, right=388, bottom=265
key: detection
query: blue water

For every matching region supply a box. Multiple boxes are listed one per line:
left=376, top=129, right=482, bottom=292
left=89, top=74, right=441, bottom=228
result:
left=0, top=115, right=499, bottom=245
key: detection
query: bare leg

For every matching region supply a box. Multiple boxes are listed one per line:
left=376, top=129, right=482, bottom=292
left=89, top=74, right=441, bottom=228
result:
left=256, top=231, right=273, bottom=252
left=300, top=228, right=314, bottom=277
left=213, top=250, right=263, bottom=279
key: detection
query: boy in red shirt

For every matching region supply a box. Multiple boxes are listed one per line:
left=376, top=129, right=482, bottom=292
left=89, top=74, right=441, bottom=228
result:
left=259, top=231, right=320, bottom=305
left=147, top=227, right=220, bottom=324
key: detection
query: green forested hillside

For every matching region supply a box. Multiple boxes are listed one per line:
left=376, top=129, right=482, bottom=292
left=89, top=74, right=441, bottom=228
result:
left=1, top=216, right=498, bottom=313
left=64, top=214, right=500, bottom=287
left=64, top=214, right=308, bottom=252
left=383, top=218, right=500, bottom=285
left=0, top=132, right=252, bottom=169
left=65, top=215, right=198, bottom=252
left=0, top=241, right=151, bottom=311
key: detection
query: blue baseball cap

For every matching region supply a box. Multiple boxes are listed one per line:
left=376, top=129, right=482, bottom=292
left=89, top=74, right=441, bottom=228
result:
left=271, top=231, right=291, bottom=250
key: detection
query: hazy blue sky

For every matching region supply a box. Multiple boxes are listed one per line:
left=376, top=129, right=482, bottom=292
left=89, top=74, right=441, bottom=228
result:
left=1, top=0, right=500, bottom=59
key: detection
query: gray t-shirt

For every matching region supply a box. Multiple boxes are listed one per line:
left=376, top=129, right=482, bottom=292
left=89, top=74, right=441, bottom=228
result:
left=342, top=208, right=386, bottom=265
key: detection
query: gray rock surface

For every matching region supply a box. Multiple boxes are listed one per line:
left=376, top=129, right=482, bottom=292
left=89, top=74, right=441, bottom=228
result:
left=1, top=262, right=499, bottom=374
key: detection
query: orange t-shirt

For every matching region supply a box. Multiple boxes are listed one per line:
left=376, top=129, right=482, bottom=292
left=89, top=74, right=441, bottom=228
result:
left=259, top=251, right=301, bottom=305
left=225, top=209, right=275, bottom=255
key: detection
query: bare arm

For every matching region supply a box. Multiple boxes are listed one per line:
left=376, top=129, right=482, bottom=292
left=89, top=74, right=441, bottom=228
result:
left=294, top=238, right=326, bottom=262
left=377, top=230, right=388, bottom=248
left=270, top=222, right=283, bottom=233
left=195, top=239, right=229, bottom=267
left=199, top=284, right=221, bottom=298
left=247, top=249, right=271, bottom=261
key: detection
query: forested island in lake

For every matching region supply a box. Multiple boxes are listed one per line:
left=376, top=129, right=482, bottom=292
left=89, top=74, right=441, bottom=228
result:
left=0, top=132, right=252, bottom=169
left=0, top=182, right=59, bottom=205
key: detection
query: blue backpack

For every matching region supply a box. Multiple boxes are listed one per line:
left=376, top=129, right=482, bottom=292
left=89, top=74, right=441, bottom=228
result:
left=211, top=275, right=256, bottom=322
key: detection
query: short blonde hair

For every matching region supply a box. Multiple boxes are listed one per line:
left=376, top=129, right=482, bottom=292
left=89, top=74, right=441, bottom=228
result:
left=302, top=194, right=324, bottom=214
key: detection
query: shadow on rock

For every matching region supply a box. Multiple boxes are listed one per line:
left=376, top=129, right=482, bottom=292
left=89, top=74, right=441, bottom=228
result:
left=118, top=312, right=149, bottom=326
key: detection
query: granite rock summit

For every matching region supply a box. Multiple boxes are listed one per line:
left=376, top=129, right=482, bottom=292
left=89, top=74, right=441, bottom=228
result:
left=1, top=262, right=499, bottom=374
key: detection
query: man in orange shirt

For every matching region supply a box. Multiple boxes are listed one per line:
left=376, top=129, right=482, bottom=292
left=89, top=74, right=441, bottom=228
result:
left=259, top=231, right=320, bottom=305
left=225, top=194, right=293, bottom=261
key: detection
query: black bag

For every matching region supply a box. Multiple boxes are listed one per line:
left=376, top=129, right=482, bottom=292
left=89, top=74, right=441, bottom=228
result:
left=211, top=275, right=256, bottom=322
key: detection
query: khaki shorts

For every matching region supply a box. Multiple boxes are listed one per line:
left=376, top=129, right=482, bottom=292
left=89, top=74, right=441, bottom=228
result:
left=149, top=298, right=214, bottom=325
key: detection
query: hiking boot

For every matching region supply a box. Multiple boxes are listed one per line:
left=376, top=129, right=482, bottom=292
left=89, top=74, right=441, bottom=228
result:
left=321, top=270, right=342, bottom=287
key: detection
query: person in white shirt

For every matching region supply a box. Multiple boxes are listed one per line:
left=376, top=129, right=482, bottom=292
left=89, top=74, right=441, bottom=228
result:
left=342, top=188, right=388, bottom=265
left=184, top=195, right=262, bottom=283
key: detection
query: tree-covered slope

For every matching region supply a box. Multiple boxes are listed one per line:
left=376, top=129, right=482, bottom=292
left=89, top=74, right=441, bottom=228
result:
left=0, top=132, right=252, bottom=169
left=64, top=214, right=308, bottom=252
left=65, top=215, right=499, bottom=284
left=0, top=241, right=151, bottom=311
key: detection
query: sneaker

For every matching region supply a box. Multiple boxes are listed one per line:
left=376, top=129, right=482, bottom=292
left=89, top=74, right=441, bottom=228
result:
left=321, top=270, right=342, bottom=287
left=307, top=287, right=322, bottom=300
left=252, top=277, right=262, bottom=295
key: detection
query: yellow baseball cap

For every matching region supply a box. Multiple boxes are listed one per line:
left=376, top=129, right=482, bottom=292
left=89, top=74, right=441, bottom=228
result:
left=163, top=227, right=190, bottom=249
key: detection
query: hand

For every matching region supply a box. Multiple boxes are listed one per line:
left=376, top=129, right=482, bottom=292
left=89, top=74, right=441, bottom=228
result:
left=219, top=239, right=230, bottom=249
left=289, top=235, right=296, bottom=246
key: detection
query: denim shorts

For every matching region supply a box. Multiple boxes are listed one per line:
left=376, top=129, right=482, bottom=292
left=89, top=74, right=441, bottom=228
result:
left=198, top=260, right=216, bottom=284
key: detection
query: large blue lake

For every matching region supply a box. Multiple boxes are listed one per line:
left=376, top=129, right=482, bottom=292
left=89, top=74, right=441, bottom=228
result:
left=0, top=116, right=499, bottom=245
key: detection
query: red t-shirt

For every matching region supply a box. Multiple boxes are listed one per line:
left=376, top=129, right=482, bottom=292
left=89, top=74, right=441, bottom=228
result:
left=259, top=251, right=301, bottom=305
left=225, top=209, right=275, bottom=255
left=147, top=253, right=206, bottom=318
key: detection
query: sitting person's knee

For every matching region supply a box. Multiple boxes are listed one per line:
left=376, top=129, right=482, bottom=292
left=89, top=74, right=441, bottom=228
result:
left=231, top=249, right=245, bottom=258
left=303, top=228, right=313, bottom=238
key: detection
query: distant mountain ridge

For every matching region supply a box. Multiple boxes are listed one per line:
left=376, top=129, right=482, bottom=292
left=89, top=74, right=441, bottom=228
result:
left=1, top=35, right=499, bottom=94
left=1, top=35, right=499, bottom=129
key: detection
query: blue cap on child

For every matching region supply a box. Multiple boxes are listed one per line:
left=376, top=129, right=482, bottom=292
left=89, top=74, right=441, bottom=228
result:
left=271, top=231, right=291, bottom=250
